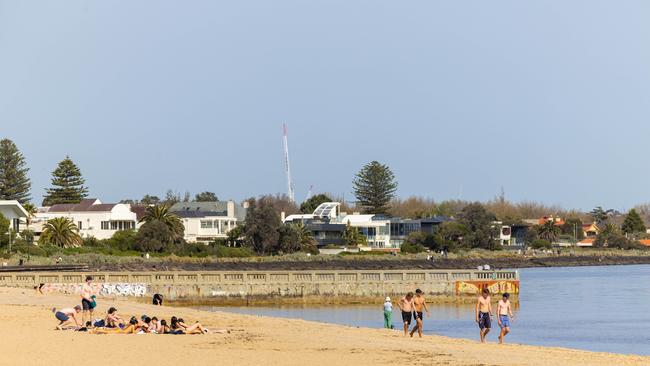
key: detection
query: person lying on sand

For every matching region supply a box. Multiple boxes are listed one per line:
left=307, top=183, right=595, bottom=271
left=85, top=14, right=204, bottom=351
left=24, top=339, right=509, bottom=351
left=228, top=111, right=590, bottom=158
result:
left=91, top=317, right=140, bottom=334
left=177, top=318, right=210, bottom=334
left=53, top=305, right=81, bottom=330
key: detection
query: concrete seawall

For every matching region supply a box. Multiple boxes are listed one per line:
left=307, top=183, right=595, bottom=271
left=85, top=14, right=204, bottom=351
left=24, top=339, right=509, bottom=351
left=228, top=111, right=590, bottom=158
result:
left=0, top=269, right=519, bottom=304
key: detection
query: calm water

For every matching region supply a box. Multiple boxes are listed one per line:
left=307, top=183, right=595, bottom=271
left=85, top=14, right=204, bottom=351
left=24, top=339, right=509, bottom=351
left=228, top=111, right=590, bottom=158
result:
left=196, top=265, right=650, bottom=355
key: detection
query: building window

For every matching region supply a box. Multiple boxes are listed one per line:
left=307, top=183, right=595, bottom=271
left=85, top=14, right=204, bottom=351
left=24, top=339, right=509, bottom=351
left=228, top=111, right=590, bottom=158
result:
left=78, top=221, right=83, bottom=230
left=201, top=220, right=213, bottom=229
left=101, top=221, right=109, bottom=230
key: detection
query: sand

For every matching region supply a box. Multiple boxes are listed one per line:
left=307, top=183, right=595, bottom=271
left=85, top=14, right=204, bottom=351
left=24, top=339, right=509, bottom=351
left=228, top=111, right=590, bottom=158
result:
left=0, top=287, right=646, bottom=366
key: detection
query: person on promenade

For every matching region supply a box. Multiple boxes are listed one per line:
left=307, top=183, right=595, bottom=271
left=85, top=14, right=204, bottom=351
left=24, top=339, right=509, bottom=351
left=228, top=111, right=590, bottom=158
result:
left=409, top=289, right=430, bottom=338
left=383, top=297, right=393, bottom=329
left=397, top=292, right=415, bottom=336
left=53, top=305, right=81, bottom=330
left=81, top=276, right=96, bottom=324
left=475, top=288, right=493, bottom=343
left=497, top=292, right=514, bottom=344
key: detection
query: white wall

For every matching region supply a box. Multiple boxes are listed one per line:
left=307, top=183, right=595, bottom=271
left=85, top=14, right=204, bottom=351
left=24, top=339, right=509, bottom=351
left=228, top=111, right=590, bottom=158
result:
left=34, top=204, right=138, bottom=240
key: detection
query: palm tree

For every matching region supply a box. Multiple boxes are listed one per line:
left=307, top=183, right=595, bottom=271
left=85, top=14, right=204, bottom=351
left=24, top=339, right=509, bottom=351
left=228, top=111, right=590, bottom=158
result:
left=536, top=220, right=561, bottom=243
left=293, top=223, right=315, bottom=247
left=40, top=217, right=82, bottom=248
left=22, top=202, right=37, bottom=230
left=139, top=205, right=184, bottom=240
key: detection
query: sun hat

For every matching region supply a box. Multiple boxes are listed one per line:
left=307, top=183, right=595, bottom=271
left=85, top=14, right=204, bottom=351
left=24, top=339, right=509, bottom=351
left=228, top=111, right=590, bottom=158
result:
left=385, top=297, right=391, bottom=302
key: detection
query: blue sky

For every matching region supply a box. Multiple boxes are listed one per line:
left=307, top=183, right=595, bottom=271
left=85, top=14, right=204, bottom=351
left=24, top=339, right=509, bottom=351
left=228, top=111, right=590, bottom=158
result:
left=1, top=1, right=649, bottom=211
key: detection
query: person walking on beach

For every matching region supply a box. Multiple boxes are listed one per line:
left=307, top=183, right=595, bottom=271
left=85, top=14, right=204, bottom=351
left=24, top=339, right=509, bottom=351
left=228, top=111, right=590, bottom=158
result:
left=398, top=292, right=415, bottom=336
left=383, top=297, right=393, bottom=329
left=409, top=289, right=430, bottom=338
left=475, top=288, right=493, bottom=343
left=497, top=293, right=514, bottom=344
left=81, top=275, right=96, bottom=324
left=52, top=305, right=81, bottom=330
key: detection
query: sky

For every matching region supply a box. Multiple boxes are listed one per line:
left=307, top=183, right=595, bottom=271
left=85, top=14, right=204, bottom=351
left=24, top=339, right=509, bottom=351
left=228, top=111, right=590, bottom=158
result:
left=1, top=1, right=649, bottom=211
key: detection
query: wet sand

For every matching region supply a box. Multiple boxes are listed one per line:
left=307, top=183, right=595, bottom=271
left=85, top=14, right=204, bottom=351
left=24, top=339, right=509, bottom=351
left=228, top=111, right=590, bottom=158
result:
left=0, top=287, right=646, bottom=366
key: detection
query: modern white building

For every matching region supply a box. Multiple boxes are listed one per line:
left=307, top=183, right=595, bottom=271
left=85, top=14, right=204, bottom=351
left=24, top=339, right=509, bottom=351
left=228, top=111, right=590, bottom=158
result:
left=170, top=201, right=247, bottom=243
left=0, top=200, right=29, bottom=233
left=33, top=199, right=140, bottom=240
left=284, top=202, right=447, bottom=250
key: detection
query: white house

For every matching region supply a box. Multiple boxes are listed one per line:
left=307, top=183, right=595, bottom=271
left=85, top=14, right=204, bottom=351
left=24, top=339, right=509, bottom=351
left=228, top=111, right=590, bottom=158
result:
left=170, top=201, right=247, bottom=243
left=0, top=200, right=29, bottom=233
left=33, top=199, right=140, bottom=240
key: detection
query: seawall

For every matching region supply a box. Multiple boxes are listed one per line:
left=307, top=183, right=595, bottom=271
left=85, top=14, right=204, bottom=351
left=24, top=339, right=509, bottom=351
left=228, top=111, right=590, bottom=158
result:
left=0, top=269, right=519, bottom=304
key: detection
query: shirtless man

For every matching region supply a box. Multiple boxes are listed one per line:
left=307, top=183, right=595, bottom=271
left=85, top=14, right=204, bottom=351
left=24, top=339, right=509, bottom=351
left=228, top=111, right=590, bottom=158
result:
left=53, top=305, right=81, bottom=330
left=475, top=288, right=493, bottom=343
left=497, top=292, right=514, bottom=344
left=397, top=292, right=415, bottom=336
left=409, top=289, right=430, bottom=338
left=81, top=275, right=95, bottom=324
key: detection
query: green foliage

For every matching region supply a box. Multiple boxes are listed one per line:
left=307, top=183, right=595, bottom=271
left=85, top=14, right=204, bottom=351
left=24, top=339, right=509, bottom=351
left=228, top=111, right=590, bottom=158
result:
left=105, top=230, right=138, bottom=251
left=457, top=203, right=499, bottom=250
left=352, top=161, right=398, bottom=215
left=403, top=231, right=440, bottom=251
left=399, top=240, right=426, bottom=253
left=134, top=220, right=177, bottom=253
left=195, top=191, right=219, bottom=202
left=226, top=226, right=243, bottom=246
left=212, top=244, right=254, bottom=258
left=590, top=206, right=613, bottom=225
left=300, top=194, right=332, bottom=213
left=243, top=198, right=281, bottom=254
left=0, top=139, right=31, bottom=203
left=42, top=156, right=89, bottom=206
left=536, top=220, right=561, bottom=243
left=530, top=239, right=552, bottom=249
left=560, top=217, right=584, bottom=240
left=343, top=222, right=367, bottom=247
left=140, top=195, right=161, bottom=205
left=594, top=230, right=641, bottom=250
left=39, top=217, right=82, bottom=248
left=621, top=209, right=646, bottom=234
left=0, top=213, right=9, bottom=247
left=20, top=229, right=34, bottom=244
left=139, top=205, right=184, bottom=241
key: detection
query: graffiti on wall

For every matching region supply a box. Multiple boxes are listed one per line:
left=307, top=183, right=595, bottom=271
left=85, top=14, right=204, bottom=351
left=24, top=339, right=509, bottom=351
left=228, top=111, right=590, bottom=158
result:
left=455, top=280, right=519, bottom=296
left=42, top=283, right=148, bottom=297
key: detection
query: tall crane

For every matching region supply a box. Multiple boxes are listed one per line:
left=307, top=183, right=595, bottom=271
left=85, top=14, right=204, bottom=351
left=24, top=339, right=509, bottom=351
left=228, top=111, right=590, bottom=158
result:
left=282, top=123, right=296, bottom=203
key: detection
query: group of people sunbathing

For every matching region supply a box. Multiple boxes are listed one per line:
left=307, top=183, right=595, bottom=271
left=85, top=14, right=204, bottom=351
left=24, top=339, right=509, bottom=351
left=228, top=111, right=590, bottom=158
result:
left=53, top=305, right=216, bottom=335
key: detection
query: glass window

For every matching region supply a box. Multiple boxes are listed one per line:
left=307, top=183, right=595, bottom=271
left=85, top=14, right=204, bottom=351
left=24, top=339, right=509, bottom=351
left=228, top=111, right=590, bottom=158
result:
left=201, top=220, right=213, bottom=229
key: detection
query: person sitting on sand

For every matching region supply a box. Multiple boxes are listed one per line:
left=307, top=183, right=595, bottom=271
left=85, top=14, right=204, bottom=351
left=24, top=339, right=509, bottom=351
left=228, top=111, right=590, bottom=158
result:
left=159, top=319, right=171, bottom=334
left=105, top=307, right=124, bottom=328
left=91, top=317, right=140, bottom=334
left=169, top=316, right=184, bottom=334
left=150, top=317, right=160, bottom=333
left=53, top=305, right=82, bottom=330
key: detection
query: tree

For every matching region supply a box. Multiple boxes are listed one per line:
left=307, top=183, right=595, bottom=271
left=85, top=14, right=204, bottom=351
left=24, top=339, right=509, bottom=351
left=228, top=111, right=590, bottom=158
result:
left=300, top=194, right=332, bottom=214
left=226, top=226, right=243, bottom=247
left=403, top=231, right=438, bottom=251
left=163, top=190, right=181, bottom=206
left=42, top=156, right=88, bottom=206
left=457, top=203, right=499, bottom=250
left=243, top=198, right=282, bottom=254
left=293, top=222, right=318, bottom=254
left=343, top=222, right=367, bottom=247
left=0, top=213, right=9, bottom=247
left=22, top=203, right=37, bottom=230
left=560, top=217, right=584, bottom=240
left=621, top=209, right=646, bottom=234
left=139, top=205, right=184, bottom=241
left=590, top=206, right=613, bottom=226
left=140, top=195, right=161, bottom=205
left=195, top=191, right=219, bottom=202
left=536, top=220, right=561, bottom=243
left=0, top=139, right=31, bottom=204
left=277, top=224, right=301, bottom=254
left=39, top=217, right=82, bottom=248
left=134, top=221, right=176, bottom=253
left=352, top=161, right=398, bottom=215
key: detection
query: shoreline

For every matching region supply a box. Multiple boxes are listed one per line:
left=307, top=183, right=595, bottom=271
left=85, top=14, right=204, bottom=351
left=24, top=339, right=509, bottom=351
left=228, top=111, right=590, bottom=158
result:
left=0, top=287, right=647, bottom=365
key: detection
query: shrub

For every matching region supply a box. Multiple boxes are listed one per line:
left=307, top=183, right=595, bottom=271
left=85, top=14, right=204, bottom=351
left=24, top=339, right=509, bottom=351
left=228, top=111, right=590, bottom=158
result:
left=400, top=241, right=426, bottom=254
left=530, top=239, right=552, bottom=249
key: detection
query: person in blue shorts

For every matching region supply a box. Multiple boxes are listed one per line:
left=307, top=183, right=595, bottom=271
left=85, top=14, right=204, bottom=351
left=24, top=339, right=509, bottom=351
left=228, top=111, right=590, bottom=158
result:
left=497, top=292, right=514, bottom=344
left=52, top=305, right=81, bottom=330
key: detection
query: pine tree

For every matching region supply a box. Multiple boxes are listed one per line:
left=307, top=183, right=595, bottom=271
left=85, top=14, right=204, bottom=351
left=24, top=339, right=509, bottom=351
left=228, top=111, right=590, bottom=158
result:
left=42, top=156, right=89, bottom=206
left=621, top=209, right=646, bottom=234
left=0, top=139, right=31, bottom=204
left=352, top=161, right=398, bottom=215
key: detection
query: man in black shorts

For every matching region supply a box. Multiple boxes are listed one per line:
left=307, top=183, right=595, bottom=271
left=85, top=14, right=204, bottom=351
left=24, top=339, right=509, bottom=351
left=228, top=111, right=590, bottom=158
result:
left=397, top=292, right=414, bottom=336
left=81, top=275, right=95, bottom=324
left=475, top=288, right=493, bottom=343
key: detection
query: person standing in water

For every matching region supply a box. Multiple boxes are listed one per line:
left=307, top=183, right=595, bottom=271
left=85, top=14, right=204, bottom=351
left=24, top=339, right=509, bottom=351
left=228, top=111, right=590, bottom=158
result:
left=397, top=292, right=415, bottom=336
left=475, top=288, right=493, bottom=343
left=497, top=292, right=514, bottom=344
left=409, top=289, right=430, bottom=338
left=383, top=297, right=393, bottom=329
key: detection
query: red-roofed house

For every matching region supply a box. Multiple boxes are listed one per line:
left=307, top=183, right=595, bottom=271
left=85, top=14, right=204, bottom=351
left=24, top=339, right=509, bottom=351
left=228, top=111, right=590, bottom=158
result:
left=33, top=199, right=140, bottom=240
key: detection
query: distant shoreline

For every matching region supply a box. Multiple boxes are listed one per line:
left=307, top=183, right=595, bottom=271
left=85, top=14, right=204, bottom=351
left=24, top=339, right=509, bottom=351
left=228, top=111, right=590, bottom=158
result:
left=83, top=254, right=650, bottom=272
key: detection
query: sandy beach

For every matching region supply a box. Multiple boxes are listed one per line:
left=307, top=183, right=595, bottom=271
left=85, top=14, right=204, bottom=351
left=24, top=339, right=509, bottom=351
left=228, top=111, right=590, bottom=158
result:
left=0, top=287, right=646, bottom=366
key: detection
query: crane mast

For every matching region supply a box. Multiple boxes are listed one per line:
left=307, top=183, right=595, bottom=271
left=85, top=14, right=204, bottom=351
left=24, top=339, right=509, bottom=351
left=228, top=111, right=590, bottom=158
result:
left=283, top=124, right=295, bottom=203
